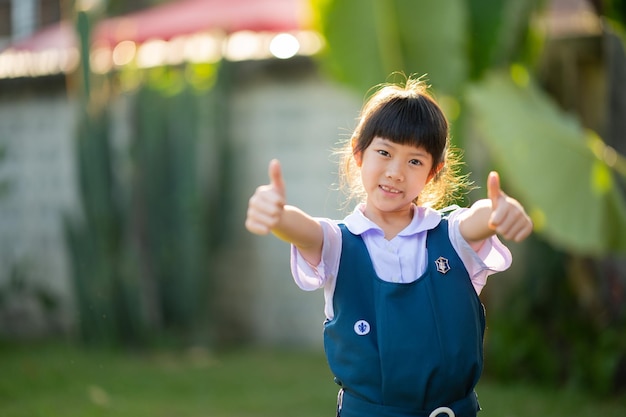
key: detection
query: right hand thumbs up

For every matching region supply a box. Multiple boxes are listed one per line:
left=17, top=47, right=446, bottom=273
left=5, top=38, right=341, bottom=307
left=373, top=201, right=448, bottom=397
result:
left=245, top=159, right=287, bottom=235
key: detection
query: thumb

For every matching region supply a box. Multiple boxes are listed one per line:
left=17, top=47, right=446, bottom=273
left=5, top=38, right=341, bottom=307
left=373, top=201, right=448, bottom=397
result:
left=268, top=159, right=286, bottom=196
left=487, top=171, right=502, bottom=210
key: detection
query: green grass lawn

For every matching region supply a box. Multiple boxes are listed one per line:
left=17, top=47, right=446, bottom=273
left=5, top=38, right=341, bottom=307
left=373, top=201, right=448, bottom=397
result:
left=1, top=342, right=625, bottom=417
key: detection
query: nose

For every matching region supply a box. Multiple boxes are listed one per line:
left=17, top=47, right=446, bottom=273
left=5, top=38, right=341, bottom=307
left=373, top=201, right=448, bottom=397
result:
left=385, top=160, right=404, bottom=181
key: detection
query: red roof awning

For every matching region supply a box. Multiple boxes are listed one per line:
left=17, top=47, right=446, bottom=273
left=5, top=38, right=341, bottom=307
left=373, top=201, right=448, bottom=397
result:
left=2, top=0, right=308, bottom=52
left=93, top=0, right=308, bottom=47
left=4, top=22, right=76, bottom=52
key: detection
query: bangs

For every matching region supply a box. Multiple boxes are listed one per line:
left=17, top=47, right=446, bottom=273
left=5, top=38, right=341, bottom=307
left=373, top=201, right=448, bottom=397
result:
left=357, top=94, right=449, bottom=165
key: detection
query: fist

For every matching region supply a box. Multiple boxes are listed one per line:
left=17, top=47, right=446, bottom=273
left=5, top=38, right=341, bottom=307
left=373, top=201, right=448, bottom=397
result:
left=245, top=159, right=286, bottom=235
left=487, top=171, right=533, bottom=242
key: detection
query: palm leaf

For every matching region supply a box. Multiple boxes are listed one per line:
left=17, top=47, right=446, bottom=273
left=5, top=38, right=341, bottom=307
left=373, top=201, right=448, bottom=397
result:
left=467, top=70, right=626, bottom=254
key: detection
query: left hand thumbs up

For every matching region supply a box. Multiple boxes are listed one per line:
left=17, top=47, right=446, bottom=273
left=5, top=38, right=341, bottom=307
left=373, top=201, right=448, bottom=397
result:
left=487, top=171, right=533, bottom=242
left=487, top=171, right=503, bottom=229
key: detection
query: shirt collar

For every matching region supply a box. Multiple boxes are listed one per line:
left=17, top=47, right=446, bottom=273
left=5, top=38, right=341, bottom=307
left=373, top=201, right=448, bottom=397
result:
left=343, top=203, right=442, bottom=236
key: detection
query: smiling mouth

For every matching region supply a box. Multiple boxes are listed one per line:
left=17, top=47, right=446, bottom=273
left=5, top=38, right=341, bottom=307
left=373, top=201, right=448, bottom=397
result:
left=380, top=185, right=402, bottom=194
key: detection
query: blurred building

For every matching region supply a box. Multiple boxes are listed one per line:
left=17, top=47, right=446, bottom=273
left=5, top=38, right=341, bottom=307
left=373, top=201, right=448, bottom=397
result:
left=0, top=0, right=74, bottom=337
left=0, top=0, right=60, bottom=49
left=0, top=0, right=621, bottom=348
left=541, top=0, right=626, bottom=152
left=0, top=0, right=359, bottom=346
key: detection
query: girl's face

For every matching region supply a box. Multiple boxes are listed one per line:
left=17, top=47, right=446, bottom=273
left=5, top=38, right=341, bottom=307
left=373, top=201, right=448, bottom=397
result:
left=354, top=136, right=435, bottom=219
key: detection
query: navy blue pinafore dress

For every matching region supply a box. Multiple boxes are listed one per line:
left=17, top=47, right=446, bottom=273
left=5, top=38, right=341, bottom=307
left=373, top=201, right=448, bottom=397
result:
left=323, top=220, right=485, bottom=417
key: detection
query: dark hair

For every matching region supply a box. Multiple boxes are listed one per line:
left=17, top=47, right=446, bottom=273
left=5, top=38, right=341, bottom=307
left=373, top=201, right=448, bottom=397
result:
left=352, top=80, right=449, bottom=176
left=339, top=75, right=470, bottom=209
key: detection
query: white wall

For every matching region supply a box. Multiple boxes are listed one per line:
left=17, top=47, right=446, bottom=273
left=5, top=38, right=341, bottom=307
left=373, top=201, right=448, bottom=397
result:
left=223, top=71, right=360, bottom=348
left=0, top=66, right=361, bottom=347
left=0, top=90, right=78, bottom=337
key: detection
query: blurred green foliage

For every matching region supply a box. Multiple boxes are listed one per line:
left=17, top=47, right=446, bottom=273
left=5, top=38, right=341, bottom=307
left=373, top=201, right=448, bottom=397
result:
left=66, top=81, right=218, bottom=345
left=484, top=235, right=626, bottom=395
left=466, top=72, right=626, bottom=253
left=310, top=0, right=626, bottom=253
left=63, top=0, right=626, bottom=396
left=65, top=7, right=224, bottom=347
left=0, top=144, right=8, bottom=199
left=310, top=0, right=626, bottom=395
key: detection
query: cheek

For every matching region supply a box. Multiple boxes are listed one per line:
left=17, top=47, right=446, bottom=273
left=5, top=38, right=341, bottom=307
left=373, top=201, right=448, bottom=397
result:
left=411, top=174, right=432, bottom=194
left=359, top=164, right=380, bottom=191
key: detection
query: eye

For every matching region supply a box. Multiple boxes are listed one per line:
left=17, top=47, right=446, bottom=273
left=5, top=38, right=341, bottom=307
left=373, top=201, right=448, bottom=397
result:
left=377, top=149, right=391, bottom=157
left=409, top=159, right=422, bottom=166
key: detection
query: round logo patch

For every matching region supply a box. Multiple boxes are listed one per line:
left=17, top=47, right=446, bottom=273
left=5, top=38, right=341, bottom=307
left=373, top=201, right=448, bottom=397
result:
left=354, top=320, right=370, bottom=336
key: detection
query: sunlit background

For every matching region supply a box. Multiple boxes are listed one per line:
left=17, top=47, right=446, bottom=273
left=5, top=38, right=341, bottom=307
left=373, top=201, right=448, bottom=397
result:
left=0, top=0, right=625, bottom=416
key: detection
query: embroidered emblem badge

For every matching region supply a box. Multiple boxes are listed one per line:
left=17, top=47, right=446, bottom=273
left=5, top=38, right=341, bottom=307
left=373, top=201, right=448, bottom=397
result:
left=354, top=320, right=370, bottom=336
left=435, top=256, right=451, bottom=274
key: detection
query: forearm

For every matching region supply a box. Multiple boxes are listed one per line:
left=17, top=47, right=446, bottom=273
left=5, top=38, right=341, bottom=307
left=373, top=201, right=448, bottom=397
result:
left=459, top=193, right=533, bottom=246
left=272, top=205, right=324, bottom=265
left=458, top=171, right=533, bottom=247
left=458, top=199, right=495, bottom=245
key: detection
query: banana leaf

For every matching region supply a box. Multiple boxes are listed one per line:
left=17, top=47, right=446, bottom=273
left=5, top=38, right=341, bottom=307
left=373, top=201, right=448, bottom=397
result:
left=466, top=71, right=626, bottom=254
left=309, top=0, right=468, bottom=94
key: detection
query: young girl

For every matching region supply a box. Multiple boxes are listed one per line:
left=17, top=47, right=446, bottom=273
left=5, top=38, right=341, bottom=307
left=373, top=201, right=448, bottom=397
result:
left=245, top=77, right=533, bottom=417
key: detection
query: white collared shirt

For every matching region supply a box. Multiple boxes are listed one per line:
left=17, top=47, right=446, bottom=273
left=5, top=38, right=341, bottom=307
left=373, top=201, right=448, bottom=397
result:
left=290, top=204, right=512, bottom=319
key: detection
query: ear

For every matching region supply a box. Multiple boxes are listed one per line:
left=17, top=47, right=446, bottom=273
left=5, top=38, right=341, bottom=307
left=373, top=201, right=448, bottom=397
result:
left=352, top=137, right=363, bottom=167
left=427, top=162, right=444, bottom=183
